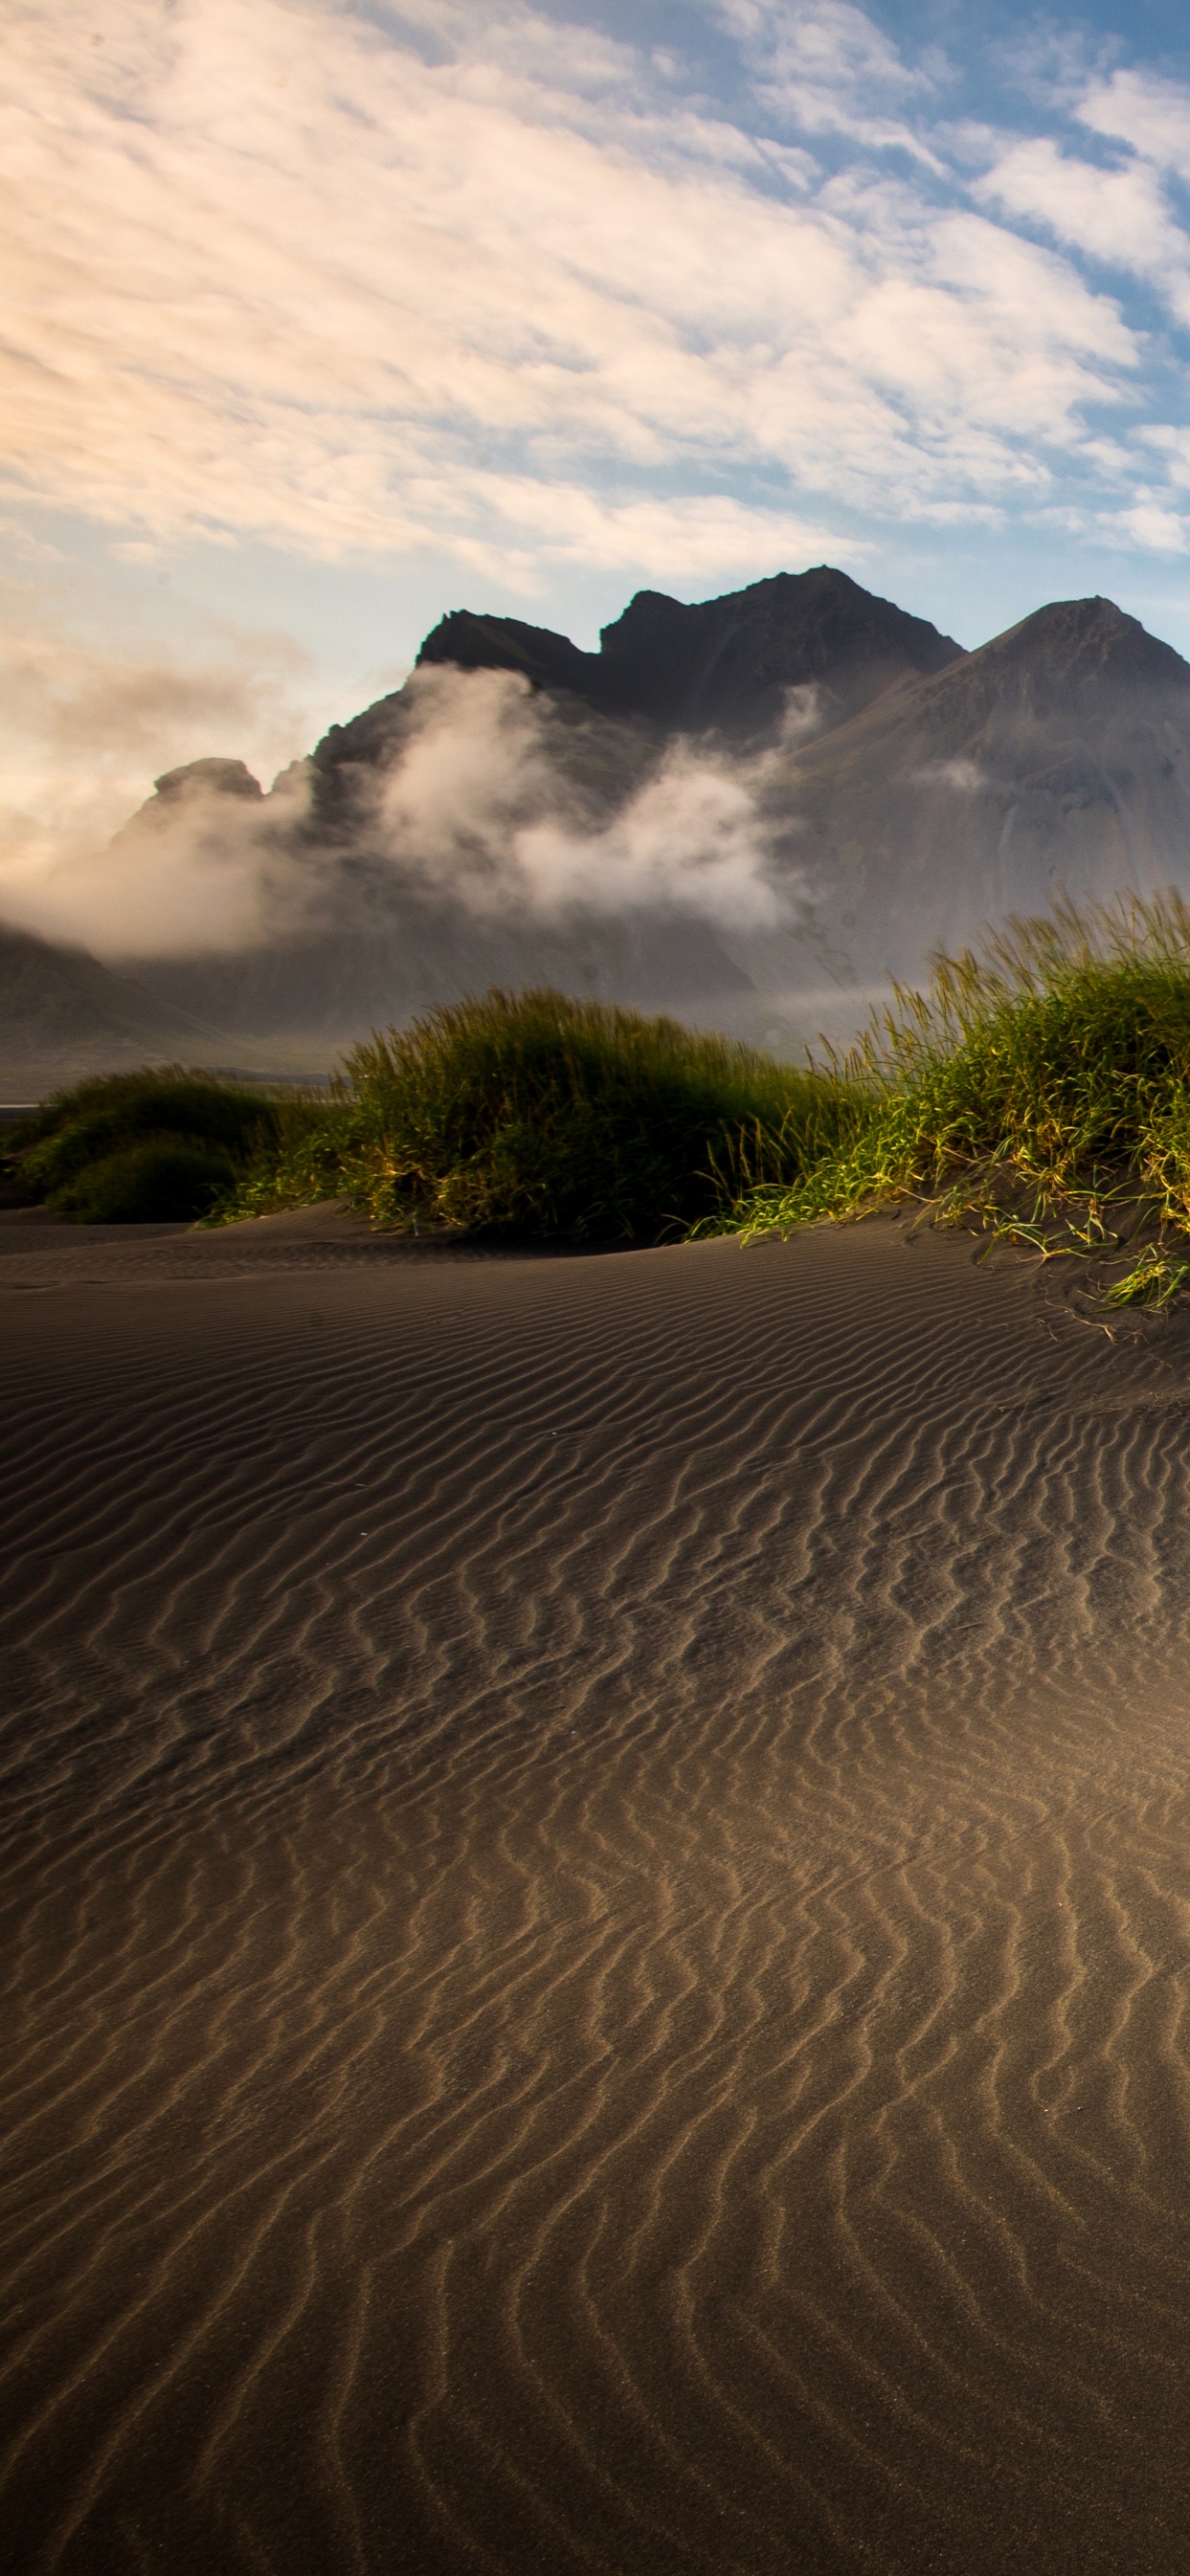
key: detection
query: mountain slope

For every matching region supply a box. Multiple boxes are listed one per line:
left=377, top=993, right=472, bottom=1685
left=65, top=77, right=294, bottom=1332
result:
left=0, top=923, right=228, bottom=1055
left=0, top=923, right=249, bottom=1094
left=767, top=596, right=1190, bottom=985
left=126, top=569, right=965, bottom=1046
left=132, top=912, right=753, bottom=1044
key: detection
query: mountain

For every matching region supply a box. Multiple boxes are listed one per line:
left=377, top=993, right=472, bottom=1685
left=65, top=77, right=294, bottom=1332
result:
left=412, top=566, right=964, bottom=739
left=289, top=580, right=1190, bottom=1034
left=131, top=910, right=752, bottom=1046
left=119, top=569, right=966, bottom=1050
left=120, top=695, right=745, bottom=1051
left=302, top=566, right=964, bottom=847
left=12, top=570, right=1190, bottom=1091
left=762, top=595, right=1190, bottom=991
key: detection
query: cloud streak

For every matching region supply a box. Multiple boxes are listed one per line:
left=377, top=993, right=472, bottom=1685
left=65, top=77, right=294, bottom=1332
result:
left=0, top=0, right=1173, bottom=587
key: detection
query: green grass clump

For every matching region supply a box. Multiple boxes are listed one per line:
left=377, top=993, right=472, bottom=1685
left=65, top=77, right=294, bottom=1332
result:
left=1098, top=1247, right=1190, bottom=1309
left=217, top=988, right=842, bottom=1240
left=728, top=894, right=1190, bottom=1276
left=5, top=1070, right=325, bottom=1224
left=24, top=905, right=1190, bottom=1276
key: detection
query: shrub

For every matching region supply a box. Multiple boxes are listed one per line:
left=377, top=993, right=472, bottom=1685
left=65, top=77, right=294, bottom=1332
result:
left=5, top=1069, right=305, bottom=1225
left=728, top=892, right=1190, bottom=1264
left=56, top=1137, right=240, bottom=1223
left=216, top=988, right=845, bottom=1240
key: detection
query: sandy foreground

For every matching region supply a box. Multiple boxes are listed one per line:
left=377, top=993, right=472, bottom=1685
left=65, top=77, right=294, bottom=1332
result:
left=5, top=1206, right=1190, bottom=2573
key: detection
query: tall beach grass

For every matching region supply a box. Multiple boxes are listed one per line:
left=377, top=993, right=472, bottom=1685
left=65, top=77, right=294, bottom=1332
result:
left=4, top=1070, right=323, bottom=1224
left=217, top=988, right=841, bottom=1240
left=17, top=903, right=1190, bottom=1297
left=723, top=892, right=1190, bottom=1300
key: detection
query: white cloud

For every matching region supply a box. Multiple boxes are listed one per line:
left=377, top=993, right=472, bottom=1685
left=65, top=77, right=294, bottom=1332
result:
left=373, top=664, right=808, bottom=929
left=0, top=656, right=814, bottom=958
left=0, top=593, right=319, bottom=950
left=11, top=760, right=319, bottom=960
left=974, top=134, right=1190, bottom=320
left=829, top=199, right=1133, bottom=451
left=713, top=0, right=943, bottom=165
left=1079, top=69, right=1190, bottom=177
left=1140, top=426, right=1190, bottom=482
left=418, top=478, right=867, bottom=583
left=913, top=757, right=986, bottom=793
left=0, top=0, right=1150, bottom=584
left=1103, top=499, right=1189, bottom=555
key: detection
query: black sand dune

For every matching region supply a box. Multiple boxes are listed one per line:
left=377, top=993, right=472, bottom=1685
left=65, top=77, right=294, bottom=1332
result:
left=7, top=1213, right=1190, bottom=2570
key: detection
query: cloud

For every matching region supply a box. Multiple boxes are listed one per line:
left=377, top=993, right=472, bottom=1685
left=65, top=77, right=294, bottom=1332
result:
left=393, top=479, right=867, bottom=586
left=1079, top=69, right=1190, bottom=176
left=369, top=663, right=813, bottom=931
left=0, top=0, right=1151, bottom=584
left=1102, top=499, right=1189, bottom=555
left=713, top=0, right=944, bottom=166
left=912, top=756, right=986, bottom=793
left=0, top=595, right=320, bottom=951
left=1, top=658, right=815, bottom=959
left=974, top=135, right=1190, bottom=319
left=10, top=759, right=319, bottom=959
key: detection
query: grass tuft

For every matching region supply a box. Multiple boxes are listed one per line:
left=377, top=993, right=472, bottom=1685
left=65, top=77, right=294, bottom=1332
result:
left=3, top=1070, right=328, bottom=1225
left=23, top=906, right=1190, bottom=1289
left=214, top=988, right=844, bottom=1241
left=723, top=893, right=1190, bottom=1293
left=1098, top=1248, right=1190, bottom=1309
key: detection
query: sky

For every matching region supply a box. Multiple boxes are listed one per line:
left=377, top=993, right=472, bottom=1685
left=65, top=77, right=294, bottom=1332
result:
left=11, top=0, right=1190, bottom=902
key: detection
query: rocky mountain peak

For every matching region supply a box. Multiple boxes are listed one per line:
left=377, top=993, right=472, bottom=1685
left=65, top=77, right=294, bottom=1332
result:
left=984, top=596, right=1190, bottom=697
left=153, top=758, right=263, bottom=802
left=412, top=566, right=964, bottom=746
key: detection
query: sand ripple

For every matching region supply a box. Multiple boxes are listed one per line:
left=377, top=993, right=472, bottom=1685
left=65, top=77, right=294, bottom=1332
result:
left=6, top=1219, right=1190, bottom=2569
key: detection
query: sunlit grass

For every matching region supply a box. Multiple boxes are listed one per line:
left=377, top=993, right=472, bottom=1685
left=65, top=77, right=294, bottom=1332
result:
left=721, top=893, right=1190, bottom=1299
left=216, top=987, right=844, bottom=1240
left=19, top=903, right=1190, bottom=1295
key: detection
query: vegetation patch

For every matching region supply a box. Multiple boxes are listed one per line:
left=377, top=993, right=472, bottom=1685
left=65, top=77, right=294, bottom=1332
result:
left=721, top=893, right=1190, bottom=1303
left=20, top=906, right=1190, bottom=1294
left=215, top=988, right=842, bottom=1241
left=4, top=1070, right=321, bottom=1225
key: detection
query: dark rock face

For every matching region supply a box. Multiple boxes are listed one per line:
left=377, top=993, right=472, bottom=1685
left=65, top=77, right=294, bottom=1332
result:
left=411, top=611, right=601, bottom=703
left=976, top=596, right=1190, bottom=702
left=593, top=569, right=964, bottom=734
left=152, top=758, right=263, bottom=802
left=414, top=566, right=965, bottom=743
left=309, top=670, right=661, bottom=833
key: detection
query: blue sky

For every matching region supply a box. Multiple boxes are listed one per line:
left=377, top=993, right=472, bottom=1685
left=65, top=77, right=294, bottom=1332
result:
left=11, top=0, right=1190, bottom=886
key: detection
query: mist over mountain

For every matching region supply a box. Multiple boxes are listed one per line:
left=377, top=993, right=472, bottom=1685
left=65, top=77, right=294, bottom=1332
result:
left=0, top=921, right=238, bottom=1101
left=77, top=567, right=970, bottom=1061
left=8, top=566, right=1190, bottom=1088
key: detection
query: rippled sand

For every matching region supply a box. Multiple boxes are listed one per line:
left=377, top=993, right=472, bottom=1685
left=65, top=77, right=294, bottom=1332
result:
left=6, top=1207, right=1190, bottom=2572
